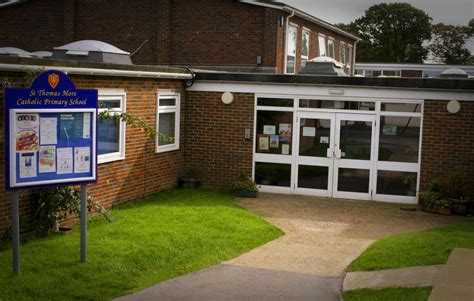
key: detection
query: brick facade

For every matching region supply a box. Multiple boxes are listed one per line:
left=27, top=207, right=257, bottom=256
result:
left=184, top=91, right=254, bottom=188
left=0, top=71, right=185, bottom=236
left=420, top=100, right=474, bottom=195
left=1, top=0, right=356, bottom=73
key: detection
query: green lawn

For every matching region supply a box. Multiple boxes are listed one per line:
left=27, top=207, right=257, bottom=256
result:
left=349, top=222, right=474, bottom=271
left=343, top=287, right=432, bottom=301
left=0, top=189, right=283, bottom=301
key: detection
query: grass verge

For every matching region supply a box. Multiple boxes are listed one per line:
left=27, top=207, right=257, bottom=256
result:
left=0, top=189, right=283, bottom=300
left=343, top=287, right=432, bottom=301
left=349, top=222, right=474, bottom=271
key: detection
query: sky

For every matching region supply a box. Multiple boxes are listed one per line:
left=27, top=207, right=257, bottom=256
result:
left=284, top=0, right=474, bottom=54
left=284, top=0, right=473, bottom=26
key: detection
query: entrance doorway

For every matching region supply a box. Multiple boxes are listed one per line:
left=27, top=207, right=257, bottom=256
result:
left=295, top=112, right=375, bottom=199
left=253, top=96, right=422, bottom=203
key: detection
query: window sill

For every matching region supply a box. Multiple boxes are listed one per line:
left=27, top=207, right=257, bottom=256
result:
left=156, top=145, right=179, bottom=154
left=98, top=154, right=125, bottom=165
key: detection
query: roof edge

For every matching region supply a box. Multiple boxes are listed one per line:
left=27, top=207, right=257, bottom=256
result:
left=238, top=0, right=360, bottom=41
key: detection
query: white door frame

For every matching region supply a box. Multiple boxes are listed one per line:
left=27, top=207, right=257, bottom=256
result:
left=332, top=113, right=376, bottom=200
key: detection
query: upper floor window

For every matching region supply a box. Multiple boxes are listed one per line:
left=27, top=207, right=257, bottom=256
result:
left=318, top=35, right=326, bottom=57
left=347, top=46, right=353, bottom=70
left=98, top=91, right=126, bottom=164
left=301, top=29, right=310, bottom=68
left=328, top=38, right=335, bottom=58
left=286, top=25, right=298, bottom=74
left=156, top=93, right=180, bottom=153
left=340, top=43, right=346, bottom=65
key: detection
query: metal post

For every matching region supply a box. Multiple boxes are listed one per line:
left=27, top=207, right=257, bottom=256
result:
left=11, top=191, right=20, bottom=275
left=80, top=184, right=87, bottom=262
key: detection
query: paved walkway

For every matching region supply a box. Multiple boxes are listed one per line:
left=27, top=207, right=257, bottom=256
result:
left=343, top=248, right=474, bottom=301
left=116, top=193, right=465, bottom=300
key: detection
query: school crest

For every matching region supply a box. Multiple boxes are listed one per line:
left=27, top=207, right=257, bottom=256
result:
left=48, top=73, right=59, bottom=89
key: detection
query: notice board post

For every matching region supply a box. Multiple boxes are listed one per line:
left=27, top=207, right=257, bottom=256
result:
left=4, top=70, right=98, bottom=275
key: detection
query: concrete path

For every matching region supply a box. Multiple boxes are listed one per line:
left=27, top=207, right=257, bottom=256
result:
left=116, top=193, right=465, bottom=300
left=227, top=193, right=463, bottom=277
left=343, top=248, right=474, bottom=301
left=429, top=248, right=474, bottom=301
left=115, top=264, right=340, bottom=301
left=343, top=265, right=442, bottom=291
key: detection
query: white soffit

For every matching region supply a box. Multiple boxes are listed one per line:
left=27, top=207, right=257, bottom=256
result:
left=187, top=82, right=474, bottom=102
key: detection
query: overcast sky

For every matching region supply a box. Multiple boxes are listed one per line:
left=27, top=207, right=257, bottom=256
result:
left=284, top=0, right=473, bottom=25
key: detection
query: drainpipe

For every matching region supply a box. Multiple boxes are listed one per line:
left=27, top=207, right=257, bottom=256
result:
left=283, top=10, right=295, bottom=74
left=352, top=40, right=359, bottom=76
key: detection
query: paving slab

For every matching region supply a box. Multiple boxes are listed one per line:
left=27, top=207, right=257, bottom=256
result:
left=342, top=265, right=442, bottom=291
left=114, top=264, right=340, bottom=301
left=429, top=248, right=474, bottom=301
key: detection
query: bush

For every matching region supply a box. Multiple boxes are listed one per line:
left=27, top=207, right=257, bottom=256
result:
left=30, top=187, right=90, bottom=236
left=230, top=170, right=258, bottom=192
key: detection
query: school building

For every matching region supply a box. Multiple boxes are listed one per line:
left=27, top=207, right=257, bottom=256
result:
left=0, top=0, right=473, bottom=237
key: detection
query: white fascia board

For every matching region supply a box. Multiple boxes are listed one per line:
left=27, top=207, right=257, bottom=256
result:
left=0, top=63, right=193, bottom=80
left=187, top=81, right=474, bottom=102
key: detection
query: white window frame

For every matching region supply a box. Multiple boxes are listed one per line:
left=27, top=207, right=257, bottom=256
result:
left=339, top=42, right=346, bottom=65
left=328, top=37, right=335, bottom=59
left=318, top=34, right=327, bottom=57
left=285, top=24, right=298, bottom=74
left=156, top=92, right=180, bottom=153
left=98, top=90, right=127, bottom=164
left=347, top=45, right=353, bottom=72
left=301, top=28, right=310, bottom=60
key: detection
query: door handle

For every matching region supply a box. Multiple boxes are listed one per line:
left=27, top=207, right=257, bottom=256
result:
left=335, top=148, right=342, bottom=159
left=326, top=148, right=333, bottom=158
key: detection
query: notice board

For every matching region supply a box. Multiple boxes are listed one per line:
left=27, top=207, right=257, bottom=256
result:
left=4, top=70, right=98, bottom=189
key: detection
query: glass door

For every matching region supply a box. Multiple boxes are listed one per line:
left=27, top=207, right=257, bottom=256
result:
left=295, top=112, right=335, bottom=196
left=333, top=113, right=376, bottom=200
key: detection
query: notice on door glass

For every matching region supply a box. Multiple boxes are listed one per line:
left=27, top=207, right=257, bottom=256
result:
left=320, top=136, right=329, bottom=144
left=302, top=127, right=316, bottom=137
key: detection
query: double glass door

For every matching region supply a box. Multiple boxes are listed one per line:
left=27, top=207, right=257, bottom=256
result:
left=296, top=112, right=376, bottom=199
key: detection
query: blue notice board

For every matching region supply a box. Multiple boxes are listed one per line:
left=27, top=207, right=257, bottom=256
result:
left=4, top=70, right=98, bottom=189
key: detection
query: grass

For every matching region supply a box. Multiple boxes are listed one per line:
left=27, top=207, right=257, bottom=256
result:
left=343, top=287, right=432, bottom=301
left=0, top=189, right=283, bottom=301
left=349, top=222, right=474, bottom=271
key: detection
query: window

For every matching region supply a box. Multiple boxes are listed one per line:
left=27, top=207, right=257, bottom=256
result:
left=328, top=38, right=335, bottom=58
left=301, top=29, right=310, bottom=68
left=98, top=92, right=126, bottom=164
left=347, top=46, right=353, bottom=71
left=339, top=43, right=346, bottom=65
left=156, top=93, right=180, bottom=153
left=318, top=35, right=326, bottom=56
left=286, top=25, right=297, bottom=74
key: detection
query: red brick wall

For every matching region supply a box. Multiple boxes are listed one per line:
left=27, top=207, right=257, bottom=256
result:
left=420, top=100, right=474, bottom=195
left=0, top=71, right=185, bottom=236
left=184, top=91, right=254, bottom=188
left=1, top=0, right=355, bottom=73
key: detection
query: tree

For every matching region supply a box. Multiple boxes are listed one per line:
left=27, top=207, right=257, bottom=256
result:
left=429, top=20, right=473, bottom=64
left=338, top=3, right=432, bottom=63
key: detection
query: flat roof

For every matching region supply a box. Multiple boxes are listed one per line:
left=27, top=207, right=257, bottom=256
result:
left=0, top=56, right=193, bottom=79
left=194, top=72, right=474, bottom=91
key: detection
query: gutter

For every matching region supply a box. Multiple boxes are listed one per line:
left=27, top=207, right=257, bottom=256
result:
left=353, top=40, right=359, bottom=76
left=0, top=63, right=193, bottom=79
